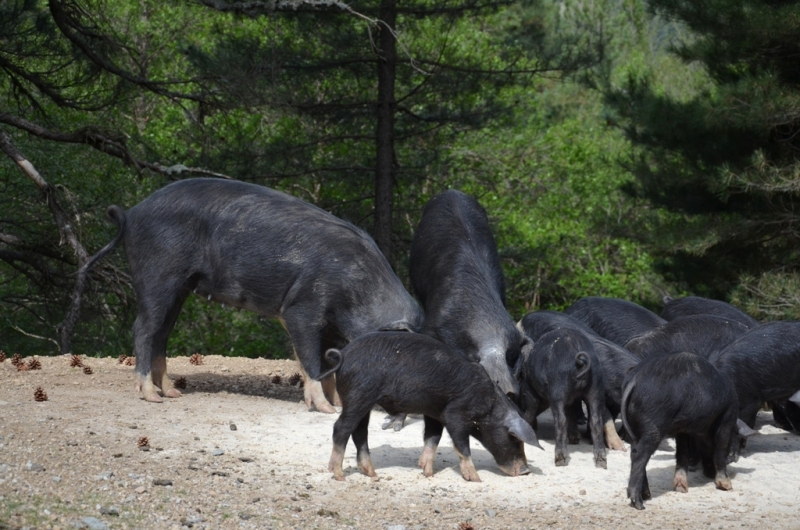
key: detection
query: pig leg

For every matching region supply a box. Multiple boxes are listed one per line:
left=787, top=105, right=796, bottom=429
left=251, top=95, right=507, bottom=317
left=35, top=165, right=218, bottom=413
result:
left=351, top=413, right=377, bottom=479
left=587, top=396, right=608, bottom=469
left=552, top=401, right=570, bottom=466
left=284, top=315, right=337, bottom=414
left=321, top=374, right=341, bottom=407
left=711, top=424, right=735, bottom=491
left=329, top=404, right=372, bottom=480
left=673, top=434, right=691, bottom=493
left=446, top=424, right=481, bottom=482
left=566, top=401, right=581, bottom=445
left=132, top=284, right=188, bottom=402
left=418, top=416, right=444, bottom=477
left=602, top=407, right=626, bottom=451
left=628, top=430, right=659, bottom=509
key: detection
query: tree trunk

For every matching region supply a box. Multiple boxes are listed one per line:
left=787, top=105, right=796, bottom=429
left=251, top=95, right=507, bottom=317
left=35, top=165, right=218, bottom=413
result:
left=374, top=0, right=397, bottom=263
left=0, top=129, right=89, bottom=354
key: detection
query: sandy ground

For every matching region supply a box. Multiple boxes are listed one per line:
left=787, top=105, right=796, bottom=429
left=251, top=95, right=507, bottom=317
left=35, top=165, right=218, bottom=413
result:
left=2, top=354, right=800, bottom=530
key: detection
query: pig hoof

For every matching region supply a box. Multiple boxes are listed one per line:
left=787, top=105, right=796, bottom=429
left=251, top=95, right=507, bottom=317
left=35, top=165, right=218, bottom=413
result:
left=333, top=474, right=345, bottom=482
left=143, top=392, right=164, bottom=403
left=715, top=477, right=732, bottom=491
left=164, top=388, right=181, bottom=398
left=630, top=499, right=645, bottom=510
left=555, top=455, right=568, bottom=467
left=310, top=401, right=337, bottom=414
left=595, top=457, right=607, bottom=470
left=462, top=473, right=482, bottom=482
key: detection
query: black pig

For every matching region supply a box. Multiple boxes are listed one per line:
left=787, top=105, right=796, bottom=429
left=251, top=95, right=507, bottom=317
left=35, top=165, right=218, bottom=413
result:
left=710, top=321, right=800, bottom=433
left=319, top=332, right=542, bottom=481
left=515, top=328, right=608, bottom=468
left=661, top=295, right=759, bottom=329
left=81, top=178, right=423, bottom=411
left=517, top=310, right=637, bottom=451
left=624, top=315, right=750, bottom=360
left=621, top=352, right=754, bottom=509
left=564, top=297, right=666, bottom=347
left=409, top=190, right=526, bottom=398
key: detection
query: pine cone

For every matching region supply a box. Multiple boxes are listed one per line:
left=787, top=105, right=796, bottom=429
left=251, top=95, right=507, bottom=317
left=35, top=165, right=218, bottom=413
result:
left=288, top=373, right=302, bottom=386
left=27, top=358, right=41, bottom=370
left=124, top=356, right=135, bottom=366
left=174, top=377, right=187, bottom=389
left=83, top=365, right=93, bottom=375
left=34, top=386, right=48, bottom=402
left=17, top=362, right=29, bottom=372
left=189, top=353, right=203, bottom=366
left=69, top=355, right=83, bottom=368
left=11, top=353, right=22, bottom=367
left=0, top=350, right=6, bottom=362
left=137, top=436, right=150, bottom=449
left=458, top=522, right=475, bottom=530
left=118, top=354, right=128, bottom=364
left=271, top=374, right=282, bottom=385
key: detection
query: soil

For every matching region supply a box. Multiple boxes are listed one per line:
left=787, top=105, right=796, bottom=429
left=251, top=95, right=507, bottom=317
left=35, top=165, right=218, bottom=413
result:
left=2, top=354, right=800, bottom=530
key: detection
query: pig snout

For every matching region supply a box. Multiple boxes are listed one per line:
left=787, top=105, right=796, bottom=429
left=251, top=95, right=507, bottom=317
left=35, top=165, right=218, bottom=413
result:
left=498, top=458, right=531, bottom=477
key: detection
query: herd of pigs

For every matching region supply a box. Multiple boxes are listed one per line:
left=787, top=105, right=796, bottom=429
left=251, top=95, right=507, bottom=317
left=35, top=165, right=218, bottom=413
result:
left=80, top=178, right=800, bottom=510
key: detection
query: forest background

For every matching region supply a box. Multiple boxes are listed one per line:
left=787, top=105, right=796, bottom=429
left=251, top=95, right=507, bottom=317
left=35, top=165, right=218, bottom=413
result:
left=2, top=0, right=799, bottom=359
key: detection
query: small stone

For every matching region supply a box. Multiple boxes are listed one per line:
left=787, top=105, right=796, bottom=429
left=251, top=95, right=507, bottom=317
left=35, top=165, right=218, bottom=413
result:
left=80, top=517, right=108, bottom=530
left=211, top=449, right=224, bottom=456
left=95, top=471, right=114, bottom=481
left=485, top=509, right=497, bottom=518
left=433, top=509, right=441, bottom=514
left=25, top=461, right=44, bottom=472
left=238, top=456, right=252, bottom=462
left=99, top=506, right=120, bottom=516
left=580, top=489, right=587, bottom=495
left=134, top=486, right=146, bottom=494
left=180, top=515, right=205, bottom=527
left=229, top=423, right=237, bottom=431
left=387, top=526, right=407, bottom=530
left=211, top=471, right=229, bottom=477
left=153, top=478, right=173, bottom=486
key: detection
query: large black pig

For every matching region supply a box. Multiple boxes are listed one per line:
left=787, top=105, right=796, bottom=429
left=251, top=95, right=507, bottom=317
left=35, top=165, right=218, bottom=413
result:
left=515, top=328, right=608, bottom=468
left=81, top=178, right=423, bottom=411
left=318, top=331, right=542, bottom=481
left=517, top=310, right=637, bottom=451
left=624, top=315, right=750, bottom=360
left=621, top=352, right=754, bottom=510
left=661, top=295, right=760, bottom=329
left=564, top=297, right=666, bottom=346
left=409, top=190, right=526, bottom=398
left=710, top=321, right=800, bottom=433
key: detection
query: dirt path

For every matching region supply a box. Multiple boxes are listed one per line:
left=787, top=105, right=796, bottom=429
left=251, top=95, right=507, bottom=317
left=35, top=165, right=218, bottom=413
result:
left=2, top=355, right=799, bottom=530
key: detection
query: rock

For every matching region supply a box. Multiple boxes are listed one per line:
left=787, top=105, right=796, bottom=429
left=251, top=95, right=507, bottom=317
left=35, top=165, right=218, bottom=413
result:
left=580, top=489, right=587, bottom=495
left=79, top=517, right=108, bottom=530
left=95, top=471, right=114, bottom=481
left=485, top=509, right=497, bottom=518
left=99, top=506, right=120, bottom=516
left=387, top=526, right=407, bottom=530
left=53, top=476, right=62, bottom=482
left=211, top=449, right=224, bottom=456
left=153, top=478, right=173, bottom=486
left=229, top=423, right=237, bottom=431
left=180, top=515, right=205, bottom=527
left=134, top=486, right=146, bottom=494
left=238, top=456, right=253, bottom=462
left=25, top=461, right=44, bottom=472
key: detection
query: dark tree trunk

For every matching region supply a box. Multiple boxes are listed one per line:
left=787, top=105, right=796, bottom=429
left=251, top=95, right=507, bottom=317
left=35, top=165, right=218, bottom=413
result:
left=374, top=0, right=397, bottom=263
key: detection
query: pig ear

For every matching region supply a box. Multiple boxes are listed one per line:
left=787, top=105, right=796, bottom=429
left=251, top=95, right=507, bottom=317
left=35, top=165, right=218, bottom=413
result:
left=737, top=419, right=759, bottom=438
left=788, top=390, right=800, bottom=407
left=379, top=320, right=418, bottom=333
left=505, top=410, right=543, bottom=450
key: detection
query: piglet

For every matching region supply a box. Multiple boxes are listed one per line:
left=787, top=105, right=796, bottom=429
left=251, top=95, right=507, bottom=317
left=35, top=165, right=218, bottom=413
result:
left=319, top=331, right=542, bottom=482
